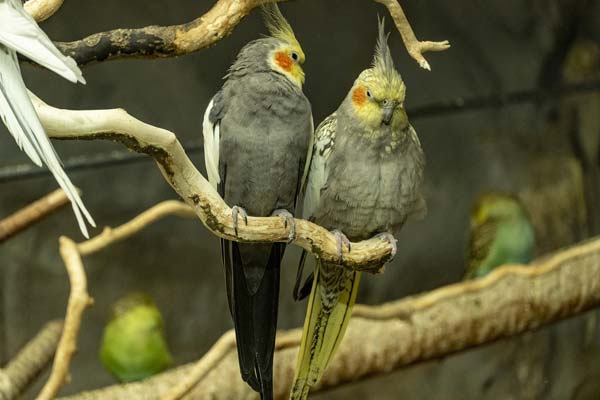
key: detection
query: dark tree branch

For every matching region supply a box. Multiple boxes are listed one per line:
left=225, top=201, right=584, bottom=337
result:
left=51, top=0, right=288, bottom=66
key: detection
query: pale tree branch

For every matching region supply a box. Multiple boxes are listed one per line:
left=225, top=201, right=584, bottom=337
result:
left=56, top=236, right=600, bottom=400
left=24, top=0, right=64, bottom=22
left=375, top=0, right=450, bottom=70
left=36, top=238, right=93, bottom=400
left=0, top=189, right=72, bottom=244
left=0, top=320, right=63, bottom=400
left=29, top=92, right=394, bottom=272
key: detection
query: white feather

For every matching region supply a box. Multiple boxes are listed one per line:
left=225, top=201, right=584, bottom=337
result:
left=0, top=0, right=93, bottom=237
left=202, top=98, right=221, bottom=189
left=0, top=47, right=94, bottom=237
left=0, top=0, right=84, bottom=83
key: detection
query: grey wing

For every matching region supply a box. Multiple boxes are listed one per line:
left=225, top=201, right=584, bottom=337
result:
left=302, top=113, right=337, bottom=220
left=0, top=46, right=94, bottom=237
left=0, top=0, right=84, bottom=83
left=407, top=124, right=427, bottom=220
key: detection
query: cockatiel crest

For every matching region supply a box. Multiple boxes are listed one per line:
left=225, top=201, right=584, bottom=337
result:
left=262, top=3, right=306, bottom=87
left=350, top=18, right=407, bottom=130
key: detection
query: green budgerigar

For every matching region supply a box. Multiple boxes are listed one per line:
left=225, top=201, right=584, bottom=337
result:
left=465, top=192, right=535, bottom=279
left=99, top=292, right=172, bottom=382
left=291, top=19, right=426, bottom=399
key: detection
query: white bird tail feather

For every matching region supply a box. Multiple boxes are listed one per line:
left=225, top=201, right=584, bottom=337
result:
left=0, top=46, right=94, bottom=237
left=0, top=0, right=85, bottom=84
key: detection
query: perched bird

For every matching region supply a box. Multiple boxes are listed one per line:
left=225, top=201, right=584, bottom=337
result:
left=202, top=4, right=312, bottom=399
left=291, top=19, right=426, bottom=399
left=0, top=0, right=93, bottom=237
left=465, top=192, right=535, bottom=279
left=99, top=292, right=172, bottom=382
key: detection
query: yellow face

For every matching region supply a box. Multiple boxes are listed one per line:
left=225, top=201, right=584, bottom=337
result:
left=471, top=193, right=524, bottom=227
left=350, top=75, right=407, bottom=129
left=270, top=44, right=306, bottom=87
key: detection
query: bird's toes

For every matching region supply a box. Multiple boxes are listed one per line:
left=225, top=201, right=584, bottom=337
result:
left=332, top=229, right=351, bottom=263
left=272, top=209, right=296, bottom=243
left=231, top=205, right=248, bottom=237
left=376, top=232, right=398, bottom=261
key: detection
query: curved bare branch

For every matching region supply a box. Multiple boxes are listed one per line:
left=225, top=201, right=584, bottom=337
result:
left=30, top=93, right=395, bottom=271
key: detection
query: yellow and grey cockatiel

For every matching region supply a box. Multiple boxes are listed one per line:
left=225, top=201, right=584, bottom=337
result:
left=0, top=0, right=93, bottom=237
left=291, top=19, right=426, bottom=399
left=99, top=292, right=172, bottom=382
left=202, top=4, right=312, bottom=399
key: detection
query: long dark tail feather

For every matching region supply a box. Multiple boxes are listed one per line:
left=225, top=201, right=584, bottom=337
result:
left=293, top=250, right=314, bottom=301
left=222, top=240, right=282, bottom=399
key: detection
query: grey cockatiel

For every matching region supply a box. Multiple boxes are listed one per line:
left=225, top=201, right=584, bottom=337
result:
left=291, top=19, right=426, bottom=399
left=0, top=0, right=93, bottom=236
left=202, top=4, right=312, bottom=399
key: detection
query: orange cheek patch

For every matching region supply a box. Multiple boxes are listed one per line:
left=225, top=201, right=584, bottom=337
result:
left=352, top=86, right=367, bottom=106
left=275, top=51, right=293, bottom=72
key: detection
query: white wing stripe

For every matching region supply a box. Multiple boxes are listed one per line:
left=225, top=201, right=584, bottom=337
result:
left=202, top=99, right=221, bottom=189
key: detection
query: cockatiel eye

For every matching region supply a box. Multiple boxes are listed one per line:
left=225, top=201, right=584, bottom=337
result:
left=290, top=51, right=299, bottom=62
left=366, top=89, right=373, bottom=99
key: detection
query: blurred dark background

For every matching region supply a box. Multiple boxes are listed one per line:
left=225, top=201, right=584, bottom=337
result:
left=1, top=0, right=600, bottom=398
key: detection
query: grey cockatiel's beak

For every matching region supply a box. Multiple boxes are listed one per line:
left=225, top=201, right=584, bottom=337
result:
left=382, top=100, right=397, bottom=125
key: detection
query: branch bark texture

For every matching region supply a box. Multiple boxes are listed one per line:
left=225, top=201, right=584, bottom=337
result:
left=54, top=0, right=286, bottom=66
left=0, top=320, right=63, bottom=400
left=58, top=237, right=600, bottom=400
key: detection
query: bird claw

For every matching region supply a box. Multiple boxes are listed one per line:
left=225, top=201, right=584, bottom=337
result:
left=376, top=232, right=397, bottom=262
left=332, top=229, right=351, bottom=263
left=272, top=209, right=296, bottom=243
left=231, top=205, right=248, bottom=237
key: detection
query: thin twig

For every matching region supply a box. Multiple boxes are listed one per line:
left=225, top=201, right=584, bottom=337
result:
left=36, top=239, right=93, bottom=400
left=77, top=200, right=196, bottom=256
left=375, top=0, right=450, bottom=70
left=0, top=189, right=72, bottom=244
left=24, top=0, right=64, bottom=22
left=0, top=320, right=63, bottom=400
left=160, top=331, right=237, bottom=400
left=30, top=93, right=394, bottom=272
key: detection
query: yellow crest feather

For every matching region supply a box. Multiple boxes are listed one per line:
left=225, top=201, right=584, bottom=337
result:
left=372, top=17, right=404, bottom=92
left=261, top=3, right=300, bottom=47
